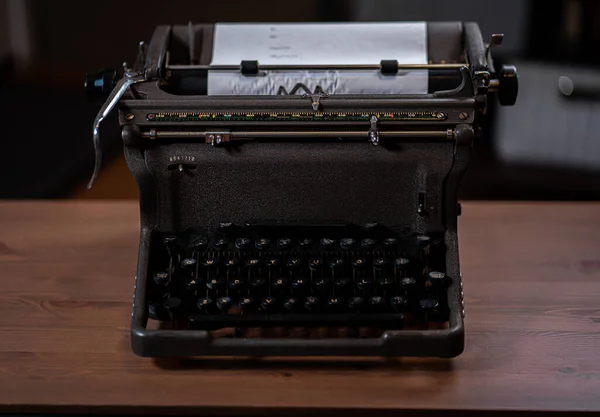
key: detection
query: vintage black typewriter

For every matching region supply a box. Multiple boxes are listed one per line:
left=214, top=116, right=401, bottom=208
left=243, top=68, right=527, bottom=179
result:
left=85, top=22, right=518, bottom=358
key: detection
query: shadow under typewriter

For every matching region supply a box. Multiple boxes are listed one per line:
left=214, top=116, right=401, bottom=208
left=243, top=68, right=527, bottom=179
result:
left=147, top=224, right=452, bottom=342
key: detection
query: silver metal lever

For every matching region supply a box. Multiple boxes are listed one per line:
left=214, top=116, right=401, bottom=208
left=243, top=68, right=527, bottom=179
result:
left=88, top=71, right=145, bottom=189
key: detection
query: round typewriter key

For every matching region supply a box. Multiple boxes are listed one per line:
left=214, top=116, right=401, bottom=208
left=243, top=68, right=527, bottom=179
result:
left=327, top=297, right=342, bottom=311
left=192, top=237, right=208, bottom=251
left=308, top=258, right=323, bottom=270
left=207, top=277, right=224, bottom=290
left=400, top=277, right=417, bottom=289
left=249, top=277, right=267, bottom=289
left=261, top=296, right=277, bottom=312
left=298, top=238, right=314, bottom=249
left=223, top=258, right=240, bottom=269
left=304, top=296, right=320, bottom=312
left=315, top=277, right=330, bottom=291
left=320, top=237, right=336, bottom=250
left=213, top=238, right=229, bottom=250
left=181, top=258, right=197, bottom=270
left=334, top=277, right=352, bottom=290
left=360, top=238, right=376, bottom=249
left=197, top=297, right=213, bottom=312
left=364, top=222, right=379, bottom=231
left=340, top=238, right=356, bottom=250
left=162, top=297, right=183, bottom=312
left=216, top=296, right=233, bottom=313
left=272, top=277, right=288, bottom=292
left=357, top=277, right=374, bottom=292
left=276, top=238, right=293, bottom=250
left=185, top=277, right=201, bottom=291
left=239, top=296, right=254, bottom=311
left=374, top=258, right=388, bottom=269
left=234, top=237, right=251, bottom=250
left=283, top=296, right=299, bottom=312
left=351, top=258, right=366, bottom=269
left=245, top=258, right=260, bottom=268
left=153, top=271, right=170, bottom=286
left=254, top=238, right=271, bottom=250
left=419, top=298, right=439, bottom=310
left=201, top=257, right=217, bottom=269
left=330, top=258, right=345, bottom=269
left=286, top=258, right=301, bottom=269
left=377, top=277, right=395, bottom=290
left=390, top=295, right=407, bottom=312
left=265, top=257, right=280, bottom=268
left=382, top=237, right=398, bottom=248
left=348, top=296, right=365, bottom=312
left=291, top=277, right=307, bottom=292
left=395, top=257, right=410, bottom=270
left=229, top=277, right=245, bottom=291
left=369, top=296, right=386, bottom=311
left=428, top=271, right=446, bottom=287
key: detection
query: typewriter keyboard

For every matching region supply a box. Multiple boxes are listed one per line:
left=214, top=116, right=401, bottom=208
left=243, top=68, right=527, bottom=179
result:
left=146, top=223, right=451, bottom=338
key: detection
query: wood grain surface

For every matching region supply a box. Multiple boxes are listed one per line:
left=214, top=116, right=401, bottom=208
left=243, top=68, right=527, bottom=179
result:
left=0, top=201, right=599, bottom=415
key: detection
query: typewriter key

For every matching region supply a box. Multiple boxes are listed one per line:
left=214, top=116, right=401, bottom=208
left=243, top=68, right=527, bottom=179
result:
left=348, top=296, right=365, bottom=312
left=298, top=238, right=314, bottom=249
left=369, top=296, right=386, bottom=312
left=314, top=277, right=331, bottom=296
left=216, top=296, right=233, bottom=313
left=352, top=258, right=366, bottom=269
left=272, top=277, right=288, bottom=293
left=249, top=277, right=267, bottom=290
left=334, top=277, right=352, bottom=293
left=330, top=258, right=345, bottom=269
left=382, top=237, right=398, bottom=248
left=181, top=258, right=197, bottom=271
left=327, top=297, right=343, bottom=312
left=255, top=238, right=271, bottom=250
left=308, top=258, right=323, bottom=270
left=374, top=258, right=388, bottom=270
left=428, top=271, right=446, bottom=288
left=265, top=257, right=280, bottom=268
left=283, top=296, right=300, bottom=312
left=357, top=277, right=374, bottom=293
left=239, top=296, right=255, bottom=312
left=223, top=258, right=240, bottom=269
left=245, top=258, right=260, bottom=268
left=197, top=297, right=213, bottom=313
left=320, top=238, right=336, bottom=250
left=377, top=277, right=395, bottom=292
left=400, top=277, right=417, bottom=289
left=162, top=297, right=183, bottom=313
left=153, top=271, right=170, bottom=286
left=304, top=296, right=320, bottom=312
left=360, top=238, right=376, bottom=250
left=276, top=238, right=292, bottom=250
left=207, top=277, right=225, bottom=291
left=229, top=277, right=245, bottom=291
left=213, top=238, right=229, bottom=251
left=261, top=296, right=277, bottom=312
left=395, top=257, right=410, bottom=271
left=192, top=237, right=209, bottom=252
left=201, top=258, right=217, bottom=269
left=291, top=278, right=308, bottom=294
left=390, top=295, right=407, bottom=312
left=340, top=238, right=356, bottom=250
left=234, top=237, right=251, bottom=250
left=185, top=277, right=202, bottom=291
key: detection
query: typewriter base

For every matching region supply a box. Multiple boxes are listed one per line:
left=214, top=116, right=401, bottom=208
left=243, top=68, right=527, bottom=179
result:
left=130, top=227, right=465, bottom=358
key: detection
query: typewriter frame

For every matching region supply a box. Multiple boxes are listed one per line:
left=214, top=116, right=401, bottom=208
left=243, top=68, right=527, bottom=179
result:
left=88, top=21, right=515, bottom=358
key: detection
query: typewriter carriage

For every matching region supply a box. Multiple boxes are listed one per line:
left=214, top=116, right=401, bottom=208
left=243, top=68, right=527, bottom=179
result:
left=87, top=21, right=516, bottom=358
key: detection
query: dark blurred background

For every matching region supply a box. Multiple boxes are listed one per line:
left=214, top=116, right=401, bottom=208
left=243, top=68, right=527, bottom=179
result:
left=1, top=0, right=599, bottom=200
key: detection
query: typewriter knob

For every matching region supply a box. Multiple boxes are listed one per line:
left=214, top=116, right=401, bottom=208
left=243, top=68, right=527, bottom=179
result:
left=265, top=257, right=280, bottom=268
left=255, top=238, right=271, bottom=250
left=390, top=295, right=407, bottom=312
left=181, top=258, right=197, bottom=271
left=286, top=258, right=301, bottom=269
left=197, top=297, right=213, bottom=313
left=330, top=258, right=345, bottom=270
left=261, top=296, right=277, bottom=312
left=283, top=296, right=300, bottom=312
left=351, top=258, right=366, bottom=269
left=304, top=296, right=320, bottom=312
left=327, top=297, right=343, bottom=312
left=84, top=68, right=117, bottom=101
left=239, top=296, right=255, bottom=311
left=201, top=257, right=217, bottom=269
left=223, top=258, right=240, bottom=269
left=498, top=65, right=519, bottom=106
left=308, top=258, right=323, bottom=270
left=216, top=296, right=233, bottom=313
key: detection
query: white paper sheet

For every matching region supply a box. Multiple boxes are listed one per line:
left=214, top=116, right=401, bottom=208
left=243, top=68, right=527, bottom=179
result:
left=208, top=23, right=428, bottom=95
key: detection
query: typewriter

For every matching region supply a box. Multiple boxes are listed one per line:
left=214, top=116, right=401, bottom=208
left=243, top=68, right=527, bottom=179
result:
left=85, top=22, right=518, bottom=358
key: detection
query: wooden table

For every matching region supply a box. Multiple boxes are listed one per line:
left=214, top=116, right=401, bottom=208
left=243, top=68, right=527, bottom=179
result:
left=1, top=201, right=599, bottom=415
